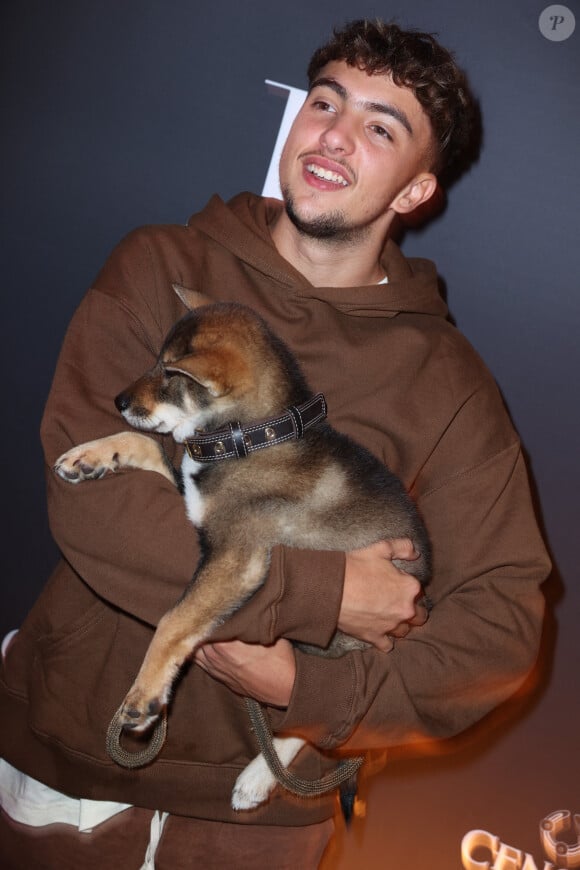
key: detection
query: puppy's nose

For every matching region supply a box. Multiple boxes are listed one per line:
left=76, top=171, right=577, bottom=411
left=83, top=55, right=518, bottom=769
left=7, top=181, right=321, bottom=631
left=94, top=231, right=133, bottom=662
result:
left=115, top=391, right=131, bottom=413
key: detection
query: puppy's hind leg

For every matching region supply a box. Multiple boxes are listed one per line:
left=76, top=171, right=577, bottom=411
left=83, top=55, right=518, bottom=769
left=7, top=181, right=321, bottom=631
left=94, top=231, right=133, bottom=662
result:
left=231, top=737, right=306, bottom=811
left=54, top=432, right=176, bottom=485
left=117, top=545, right=270, bottom=734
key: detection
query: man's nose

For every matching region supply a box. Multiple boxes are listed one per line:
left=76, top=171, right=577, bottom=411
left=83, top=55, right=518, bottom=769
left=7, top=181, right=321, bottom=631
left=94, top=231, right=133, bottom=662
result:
left=320, top=115, right=355, bottom=154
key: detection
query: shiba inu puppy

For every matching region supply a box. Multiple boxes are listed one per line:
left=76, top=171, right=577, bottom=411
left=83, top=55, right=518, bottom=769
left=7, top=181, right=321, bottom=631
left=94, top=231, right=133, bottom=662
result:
left=55, top=284, right=431, bottom=810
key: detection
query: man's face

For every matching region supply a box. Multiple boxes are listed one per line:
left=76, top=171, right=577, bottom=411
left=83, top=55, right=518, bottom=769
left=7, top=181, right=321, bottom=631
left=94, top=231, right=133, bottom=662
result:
left=278, top=60, right=436, bottom=243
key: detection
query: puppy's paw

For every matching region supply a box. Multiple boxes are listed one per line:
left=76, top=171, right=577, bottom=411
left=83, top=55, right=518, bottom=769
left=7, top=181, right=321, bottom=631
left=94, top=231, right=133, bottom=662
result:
left=231, top=755, right=277, bottom=811
left=117, top=688, right=165, bottom=734
left=54, top=442, right=120, bottom=483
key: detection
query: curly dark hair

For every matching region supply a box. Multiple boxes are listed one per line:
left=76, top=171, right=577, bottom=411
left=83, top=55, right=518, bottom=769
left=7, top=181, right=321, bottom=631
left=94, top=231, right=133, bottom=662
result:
left=307, top=19, right=479, bottom=183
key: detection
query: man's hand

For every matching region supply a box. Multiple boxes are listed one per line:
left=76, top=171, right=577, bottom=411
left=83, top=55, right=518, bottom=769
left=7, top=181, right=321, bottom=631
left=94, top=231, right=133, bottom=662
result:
left=194, top=637, right=295, bottom=708
left=195, top=538, right=427, bottom=700
left=340, top=539, right=429, bottom=652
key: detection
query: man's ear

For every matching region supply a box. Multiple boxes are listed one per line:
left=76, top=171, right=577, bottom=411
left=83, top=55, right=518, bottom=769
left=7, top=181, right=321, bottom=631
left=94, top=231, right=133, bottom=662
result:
left=391, top=173, right=438, bottom=215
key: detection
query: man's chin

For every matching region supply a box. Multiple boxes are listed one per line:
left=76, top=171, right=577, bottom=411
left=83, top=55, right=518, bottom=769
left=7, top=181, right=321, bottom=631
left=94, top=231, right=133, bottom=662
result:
left=283, top=193, right=365, bottom=243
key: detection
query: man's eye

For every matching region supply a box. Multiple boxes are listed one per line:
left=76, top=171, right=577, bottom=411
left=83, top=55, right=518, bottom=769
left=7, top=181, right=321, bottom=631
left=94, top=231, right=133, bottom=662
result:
left=371, top=124, right=392, bottom=141
left=312, top=99, right=334, bottom=112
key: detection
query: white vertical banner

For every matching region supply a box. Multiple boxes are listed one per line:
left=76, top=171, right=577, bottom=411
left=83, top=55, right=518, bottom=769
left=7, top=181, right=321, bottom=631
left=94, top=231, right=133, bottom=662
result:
left=262, top=80, right=307, bottom=200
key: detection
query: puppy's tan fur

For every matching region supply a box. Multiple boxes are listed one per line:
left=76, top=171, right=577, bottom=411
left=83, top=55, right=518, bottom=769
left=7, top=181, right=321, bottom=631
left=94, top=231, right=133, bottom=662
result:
left=55, top=286, right=431, bottom=807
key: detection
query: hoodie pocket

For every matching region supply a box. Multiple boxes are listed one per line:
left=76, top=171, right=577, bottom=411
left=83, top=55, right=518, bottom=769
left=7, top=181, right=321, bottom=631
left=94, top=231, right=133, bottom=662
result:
left=29, top=591, right=153, bottom=762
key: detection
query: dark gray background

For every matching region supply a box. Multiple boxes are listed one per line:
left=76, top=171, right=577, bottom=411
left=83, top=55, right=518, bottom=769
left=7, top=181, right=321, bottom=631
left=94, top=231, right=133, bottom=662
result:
left=2, top=1, right=578, bottom=867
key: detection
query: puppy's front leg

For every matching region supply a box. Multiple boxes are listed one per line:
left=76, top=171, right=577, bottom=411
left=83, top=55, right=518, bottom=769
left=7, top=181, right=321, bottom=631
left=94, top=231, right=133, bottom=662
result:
left=54, top=432, right=176, bottom=485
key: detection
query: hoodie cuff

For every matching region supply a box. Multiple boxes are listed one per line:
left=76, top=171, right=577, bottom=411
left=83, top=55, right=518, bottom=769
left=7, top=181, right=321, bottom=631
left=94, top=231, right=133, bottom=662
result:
left=268, top=546, right=345, bottom=648
left=269, top=647, right=362, bottom=750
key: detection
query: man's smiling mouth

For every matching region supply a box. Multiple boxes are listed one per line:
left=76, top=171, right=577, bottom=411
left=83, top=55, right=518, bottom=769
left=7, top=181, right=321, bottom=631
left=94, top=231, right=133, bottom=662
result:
left=305, top=163, right=349, bottom=186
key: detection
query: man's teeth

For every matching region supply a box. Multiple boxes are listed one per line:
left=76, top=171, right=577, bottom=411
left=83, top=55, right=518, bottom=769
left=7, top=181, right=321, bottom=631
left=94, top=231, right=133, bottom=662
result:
left=306, top=164, right=348, bottom=186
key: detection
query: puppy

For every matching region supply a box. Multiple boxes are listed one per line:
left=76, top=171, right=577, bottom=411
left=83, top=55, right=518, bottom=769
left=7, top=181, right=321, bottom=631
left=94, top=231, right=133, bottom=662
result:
left=55, top=284, right=431, bottom=810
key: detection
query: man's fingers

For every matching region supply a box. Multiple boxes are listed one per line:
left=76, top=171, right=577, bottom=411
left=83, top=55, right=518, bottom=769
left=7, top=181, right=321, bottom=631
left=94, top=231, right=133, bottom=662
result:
left=388, top=537, right=420, bottom=561
left=389, top=599, right=429, bottom=640
left=351, top=538, right=418, bottom=562
left=374, top=635, right=395, bottom=652
left=389, top=623, right=411, bottom=639
left=194, top=646, right=212, bottom=671
left=388, top=598, right=430, bottom=640
left=408, top=598, right=430, bottom=626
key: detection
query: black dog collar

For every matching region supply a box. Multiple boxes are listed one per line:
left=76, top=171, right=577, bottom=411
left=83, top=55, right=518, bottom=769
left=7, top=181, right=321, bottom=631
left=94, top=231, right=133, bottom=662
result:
left=184, top=393, right=327, bottom=462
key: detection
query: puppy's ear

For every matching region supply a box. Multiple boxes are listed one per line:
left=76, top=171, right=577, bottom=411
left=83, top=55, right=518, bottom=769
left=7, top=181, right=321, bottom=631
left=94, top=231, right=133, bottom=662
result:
left=165, top=359, right=227, bottom=397
left=165, top=346, right=248, bottom=398
left=172, top=283, right=213, bottom=311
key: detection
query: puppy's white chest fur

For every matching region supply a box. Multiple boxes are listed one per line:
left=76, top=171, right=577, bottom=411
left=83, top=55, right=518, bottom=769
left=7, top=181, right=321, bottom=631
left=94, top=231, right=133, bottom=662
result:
left=181, top=454, right=206, bottom=527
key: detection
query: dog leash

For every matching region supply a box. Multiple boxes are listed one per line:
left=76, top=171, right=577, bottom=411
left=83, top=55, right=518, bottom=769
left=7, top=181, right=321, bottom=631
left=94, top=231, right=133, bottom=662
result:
left=243, top=697, right=364, bottom=797
left=105, top=704, right=167, bottom=769
left=105, top=698, right=363, bottom=802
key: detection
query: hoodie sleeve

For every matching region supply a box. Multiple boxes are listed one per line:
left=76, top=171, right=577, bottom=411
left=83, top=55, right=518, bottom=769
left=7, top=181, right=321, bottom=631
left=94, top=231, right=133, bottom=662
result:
left=268, top=391, right=550, bottom=749
left=42, top=286, right=200, bottom=627
left=209, top=545, right=345, bottom=648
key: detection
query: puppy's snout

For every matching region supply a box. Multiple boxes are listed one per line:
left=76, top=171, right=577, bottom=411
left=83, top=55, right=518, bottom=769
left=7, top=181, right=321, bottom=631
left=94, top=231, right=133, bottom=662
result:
left=115, top=391, right=131, bottom=413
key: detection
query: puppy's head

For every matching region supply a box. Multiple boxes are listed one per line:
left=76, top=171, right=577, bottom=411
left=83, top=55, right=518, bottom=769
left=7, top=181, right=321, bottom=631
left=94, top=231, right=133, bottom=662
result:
left=115, top=298, right=288, bottom=441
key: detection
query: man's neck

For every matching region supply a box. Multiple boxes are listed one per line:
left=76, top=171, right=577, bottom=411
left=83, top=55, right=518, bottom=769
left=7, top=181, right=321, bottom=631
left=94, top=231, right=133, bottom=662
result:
left=270, top=210, right=394, bottom=288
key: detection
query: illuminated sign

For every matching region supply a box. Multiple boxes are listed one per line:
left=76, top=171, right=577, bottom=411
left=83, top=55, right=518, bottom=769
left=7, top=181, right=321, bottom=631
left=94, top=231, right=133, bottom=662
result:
left=462, top=811, right=580, bottom=869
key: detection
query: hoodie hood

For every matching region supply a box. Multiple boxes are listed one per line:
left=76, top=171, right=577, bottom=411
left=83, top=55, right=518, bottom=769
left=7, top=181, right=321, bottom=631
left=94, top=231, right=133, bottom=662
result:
left=187, top=192, right=448, bottom=320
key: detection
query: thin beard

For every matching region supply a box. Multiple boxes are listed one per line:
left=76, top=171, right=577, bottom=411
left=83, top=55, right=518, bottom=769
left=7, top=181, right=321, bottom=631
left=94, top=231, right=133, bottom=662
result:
left=283, top=190, right=370, bottom=246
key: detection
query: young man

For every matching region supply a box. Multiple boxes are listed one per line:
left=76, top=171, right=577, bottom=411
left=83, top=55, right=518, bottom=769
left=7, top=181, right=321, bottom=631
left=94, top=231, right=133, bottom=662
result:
left=0, top=20, right=550, bottom=869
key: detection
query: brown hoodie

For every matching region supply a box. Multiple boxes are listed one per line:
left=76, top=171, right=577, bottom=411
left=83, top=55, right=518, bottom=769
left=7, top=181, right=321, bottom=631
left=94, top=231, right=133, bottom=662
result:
left=0, top=193, right=550, bottom=826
